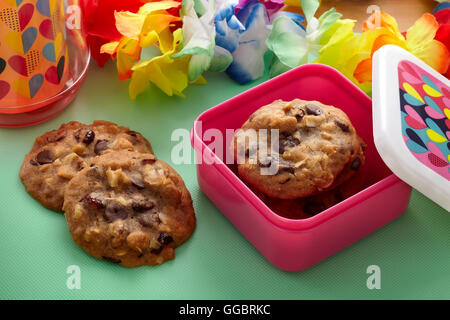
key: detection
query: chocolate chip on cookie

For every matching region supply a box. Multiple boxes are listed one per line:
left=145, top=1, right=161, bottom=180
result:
left=295, top=109, right=305, bottom=122
left=94, top=139, right=109, bottom=155
left=36, top=150, right=54, bottom=165
left=279, top=135, right=301, bottom=154
left=82, top=130, right=95, bottom=145
left=305, top=104, right=323, bottom=116
left=158, top=232, right=173, bottom=245
left=132, top=200, right=155, bottom=212
left=334, top=120, right=350, bottom=132
left=350, top=157, right=361, bottom=170
left=142, top=158, right=156, bottom=165
left=129, top=172, right=145, bottom=189
left=137, top=212, right=159, bottom=228
left=103, top=203, right=130, bottom=222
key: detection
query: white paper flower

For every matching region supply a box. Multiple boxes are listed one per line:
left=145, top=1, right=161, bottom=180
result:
left=173, top=0, right=216, bottom=82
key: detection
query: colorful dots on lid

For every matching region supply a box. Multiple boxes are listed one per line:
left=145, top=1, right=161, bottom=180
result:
left=425, top=118, right=447, bottom=138
left=425, top=106, right=445, bottom=119
left=399, top=60, right=449, bottom=181
left=422, top=74, right=441, bottom=93
left=406, top=128, right=427, bottom=150
left=424, top=96, right=444, bottom=115
left=423, top=84, right=443, bottom=97
left=403, top=93, right=423, bottom=106
left=444, top=109, right=450, bottom=119
left=405, top=105, right=427, bottom=129
left=403, top=82, right=425, bottom=104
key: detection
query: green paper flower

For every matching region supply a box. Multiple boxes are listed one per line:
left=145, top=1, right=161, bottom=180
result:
left=266, top=0, right=342, bottom=77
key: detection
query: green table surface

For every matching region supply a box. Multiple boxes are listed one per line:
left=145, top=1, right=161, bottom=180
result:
left=1, top=63, right=449, bottom=300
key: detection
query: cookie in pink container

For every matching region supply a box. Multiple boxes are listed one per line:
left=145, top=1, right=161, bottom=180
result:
left=191, top=61, right=413, bottom=271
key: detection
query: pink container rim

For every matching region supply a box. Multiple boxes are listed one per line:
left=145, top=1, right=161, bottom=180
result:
left=191, top=63, right=403, bottom=232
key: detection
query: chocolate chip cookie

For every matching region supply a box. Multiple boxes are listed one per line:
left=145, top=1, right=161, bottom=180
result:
left=63, top=151, right=196, bottom=267
left=257, top=168, right=365, bottom=219
left=233, top=99, right=365, bottom=199
left=20, top=121, right=153, bottom=211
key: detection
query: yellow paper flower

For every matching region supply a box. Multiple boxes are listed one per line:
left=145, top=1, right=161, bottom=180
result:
left=129, top=28, right=191, bottom=98
left=114, top=1, right=181, bottom=40
left=314, top=19, right=378, bottom=94
left=100, top=0, right=182, bottom=82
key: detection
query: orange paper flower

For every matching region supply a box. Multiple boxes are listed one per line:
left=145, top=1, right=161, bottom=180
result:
left=354, top=12, right=450, bottom=84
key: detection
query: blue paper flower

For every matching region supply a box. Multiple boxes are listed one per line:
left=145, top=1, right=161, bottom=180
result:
left=214, top=0, right=245, bottom=52
left=225, top=0, right=270, bottom=84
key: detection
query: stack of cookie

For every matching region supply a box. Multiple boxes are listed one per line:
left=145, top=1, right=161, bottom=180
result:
left=20, top=121, right=196, bottom=267
left=233, top=99, right=366, bottom=219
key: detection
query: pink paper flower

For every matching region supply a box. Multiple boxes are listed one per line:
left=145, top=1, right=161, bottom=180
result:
left=235, top=0, right=284, bottom=19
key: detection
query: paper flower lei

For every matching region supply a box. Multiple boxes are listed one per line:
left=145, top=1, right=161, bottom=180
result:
left=268, top=0, right=449, bottom=95
left=94, top=0, right=282, bottom=98
left=88, top=0, right=449, bottom=98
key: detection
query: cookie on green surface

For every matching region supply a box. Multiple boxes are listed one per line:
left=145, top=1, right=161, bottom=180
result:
left=63, top=151, right=196, bottom=267
left=20, top=121, right=153, bottom=211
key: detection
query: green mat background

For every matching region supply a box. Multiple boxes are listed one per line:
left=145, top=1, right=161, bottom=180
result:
left=0, top=63, right=449, bottom=299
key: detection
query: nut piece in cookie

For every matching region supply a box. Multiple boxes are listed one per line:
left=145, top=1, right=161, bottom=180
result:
left=19, top=121, right=154, bottom=211
left=63, top=151, right=196, bottom=267
left=233, top=99, right=366, bottom=199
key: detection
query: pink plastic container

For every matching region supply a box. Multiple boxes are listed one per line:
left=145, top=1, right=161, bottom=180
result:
left=191, top=64, right=412, bottom=271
